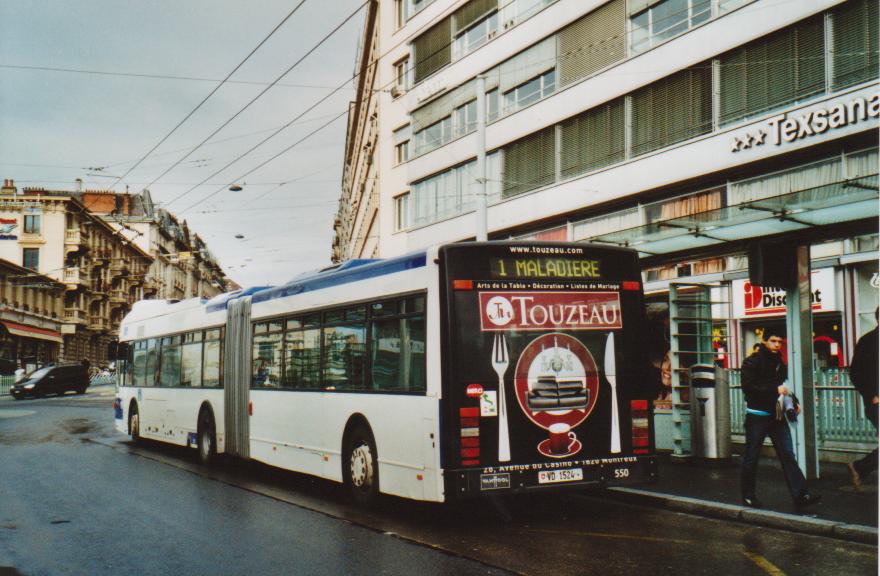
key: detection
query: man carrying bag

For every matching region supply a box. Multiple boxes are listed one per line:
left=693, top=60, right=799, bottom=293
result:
left=740, top=328, right=820, bottom=509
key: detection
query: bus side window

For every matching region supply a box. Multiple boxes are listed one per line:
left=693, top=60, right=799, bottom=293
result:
left=370, top=296, right=426, bottom=393
left=181, top=332, right=203, bottom=388
left=144, top=338, right=158, bottom=388
left=322, top=307, right=366, bottom=391
left=132, top=340, right=146, bottom=387
left=203, top=330, right=222, bottom=388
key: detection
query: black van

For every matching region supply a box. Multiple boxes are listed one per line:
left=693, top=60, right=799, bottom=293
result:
left=10, top=364, right=89, bottom=399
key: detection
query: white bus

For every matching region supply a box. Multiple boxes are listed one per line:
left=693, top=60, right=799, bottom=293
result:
left=114, top=241, right=658, bottom=504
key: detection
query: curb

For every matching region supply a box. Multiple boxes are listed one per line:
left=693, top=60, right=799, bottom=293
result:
left=604, top=487, right=878, bottom=545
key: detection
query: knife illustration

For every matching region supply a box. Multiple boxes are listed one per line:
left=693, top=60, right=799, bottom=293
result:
left=605, top=332, right=621, bottom=453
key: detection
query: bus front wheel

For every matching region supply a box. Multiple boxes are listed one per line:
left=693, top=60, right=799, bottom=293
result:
left=344, top=425, right=379, bottom=506
left=197, top=411, right=217, bottom=466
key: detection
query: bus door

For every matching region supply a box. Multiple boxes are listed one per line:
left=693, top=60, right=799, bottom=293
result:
left=440, top=243, right=657, bottom=497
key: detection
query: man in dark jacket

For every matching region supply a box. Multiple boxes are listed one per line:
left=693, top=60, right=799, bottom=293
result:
left=847, top=312, right=878, bottom=490
left=740, top=328, right=820, bottom=509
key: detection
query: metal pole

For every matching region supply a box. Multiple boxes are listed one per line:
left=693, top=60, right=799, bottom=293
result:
left=475, top=75, right=487, bottom=242
left=786, top=244, right=818, bottom=478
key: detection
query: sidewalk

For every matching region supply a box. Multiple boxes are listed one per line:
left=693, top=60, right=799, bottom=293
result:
left=607, top=455, right=878, bottom=544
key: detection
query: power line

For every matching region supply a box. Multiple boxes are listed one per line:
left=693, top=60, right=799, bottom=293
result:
left=143, top=1, right=369, bottom=196
left=107, top=0, right=310, bottom=191
left=0, top=62, right=353, bottom=90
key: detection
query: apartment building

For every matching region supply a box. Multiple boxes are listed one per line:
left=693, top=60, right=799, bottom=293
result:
left=0, top=258, right=64, bottom=372
left=80, top=189, right=228, bottom=301
left=341, top=0, right=878, bottom=373
left=0, top=179, right=152, bottom=366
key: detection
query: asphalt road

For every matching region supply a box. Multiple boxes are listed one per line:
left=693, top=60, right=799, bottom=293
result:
left=0, top=389, right=876, bottom=576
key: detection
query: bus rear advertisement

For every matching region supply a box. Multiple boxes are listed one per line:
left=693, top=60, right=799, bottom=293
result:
left=439, top=243, right=657, bottom=497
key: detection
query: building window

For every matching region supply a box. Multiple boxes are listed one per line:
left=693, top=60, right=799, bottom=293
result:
left=413, top=17, right=451, bottom=83
left=630, top=0, right=711, bottom=54
left=413, top=115, right=451, bottom=155
left=503, top=69, right=556, bottom=113
left=453, top=99, right=477, bottom=138
left=501, top=127, right=556, bottom=198
left=486, top=89, right=499, bottom=121
left=23, top=215, right=40, bottom=234
left=831, top=0, right=879, bottom=91
left=452, top=2, right=499, bottom=60
left=631, top=62, right=712, bottom=156
left=393, top=57, right=410, bottom=96
left=22, top=248, right=39, bottom=271
left=394, top=193, right=411, bottom=231
left=719, top=15, right=825, bottom=126
left=395, top=0, right=408, bottom=28
left=395, top=140, right=410, bottom=165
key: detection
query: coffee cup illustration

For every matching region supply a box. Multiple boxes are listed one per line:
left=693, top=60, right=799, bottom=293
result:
left=548, top=422, right=577, bottom=455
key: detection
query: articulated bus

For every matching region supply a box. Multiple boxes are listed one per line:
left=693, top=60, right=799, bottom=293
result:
left=114, top=242, right=657, bottom=503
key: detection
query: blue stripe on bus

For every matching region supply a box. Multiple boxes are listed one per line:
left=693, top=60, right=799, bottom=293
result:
left=206, top=252, right=427, bottom=312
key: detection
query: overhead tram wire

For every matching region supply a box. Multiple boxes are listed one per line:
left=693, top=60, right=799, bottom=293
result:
left=107, top=0, right=310, bottom=191
left=144, top=0, right=369, bottom=196
left=178, top=108, right=349, bottom=215
left=0, top=63, right=349, bottom=90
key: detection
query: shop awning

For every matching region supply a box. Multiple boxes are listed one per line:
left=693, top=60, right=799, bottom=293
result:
left=586, top=175, right=879, bottom=258
left=1, top=321, right=63, bottom=343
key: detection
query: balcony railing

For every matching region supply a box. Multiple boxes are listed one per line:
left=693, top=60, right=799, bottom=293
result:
left=63, top=267, right=89, bottom=287
left=87, top=316, right=109, bottom=332
left=63, top=308, right=87, bottom=324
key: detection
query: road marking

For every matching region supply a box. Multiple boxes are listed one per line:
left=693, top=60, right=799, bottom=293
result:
left=524, top=527, right=695, bottom=544
left=0, top=410, right=35, bottom=418
left=742, top=551, right=786, bottom=575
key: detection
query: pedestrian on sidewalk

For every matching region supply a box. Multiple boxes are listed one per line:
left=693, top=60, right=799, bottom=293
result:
left=740, top=328, right=820, bottom=509
left=847, top=309, right=878, bottom=490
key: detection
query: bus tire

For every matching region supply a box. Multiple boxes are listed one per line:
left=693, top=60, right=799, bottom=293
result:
left=197, top=409, right=217, bottom=466
left=129, top=403, right=141, bottom=444
left=343, top=424, right=379, bottom=506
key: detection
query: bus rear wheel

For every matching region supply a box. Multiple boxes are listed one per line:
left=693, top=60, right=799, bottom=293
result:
left=197, top=411, right=217, bottom=466
left=344, top=425, right=378, bottom=506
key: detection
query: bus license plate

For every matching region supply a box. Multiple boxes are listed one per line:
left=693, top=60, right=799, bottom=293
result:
left=538, top=468, right=583, bottom=484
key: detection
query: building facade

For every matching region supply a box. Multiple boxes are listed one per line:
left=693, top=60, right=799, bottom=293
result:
left=0, top=258, right=64, bottom=372
left=342, top=0, right=879, bottom=457
left=80, top=189, right=228, bottom=301
left=335, top=0, right=382, bottom=262
left=0, top=180, right=152, bottom=366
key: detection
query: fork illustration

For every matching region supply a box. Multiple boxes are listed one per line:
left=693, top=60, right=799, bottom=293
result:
left=492, top=332, right=511, bottom=462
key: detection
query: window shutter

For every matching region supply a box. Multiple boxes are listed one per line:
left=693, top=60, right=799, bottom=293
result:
left=560, top=97, right=625, bottom=178
left=414, top=17, right=452, bottom=83
left=558, top=0, right=625, bottom=87
left=719, top=15, right=825, bottom=126
left=501, top=127, right=556, bottom=198
left=832, top=0, right=879, bottom=90
left=411, top=90, right=456, bottom=131
left=499, top=37, right=557, bottom=93
left=631, top=63, right=712, bottom=156
left=453, top=0, right=498, bottom=35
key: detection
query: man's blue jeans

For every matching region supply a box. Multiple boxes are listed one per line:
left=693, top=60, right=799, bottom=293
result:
left=740, top=413, right=807, bottom=501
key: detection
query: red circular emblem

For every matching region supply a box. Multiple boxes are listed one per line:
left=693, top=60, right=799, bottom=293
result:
left=466, top=383, right=484, bottom=398
left=513, top=332, right=600, bottom=430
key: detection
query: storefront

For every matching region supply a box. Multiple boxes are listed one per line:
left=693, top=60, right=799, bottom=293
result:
left=0, top=321, right=61, bottom=373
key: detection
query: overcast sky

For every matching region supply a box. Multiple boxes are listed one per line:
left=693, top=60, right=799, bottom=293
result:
left=0, top=0, right=368, bottom=287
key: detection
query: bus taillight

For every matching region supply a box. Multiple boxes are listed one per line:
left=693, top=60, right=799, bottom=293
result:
left=460, top=407, right=480, bottom=465
left=453, top=279, right=474, bottom=290
left=630, top=400, right=650, bottom=454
